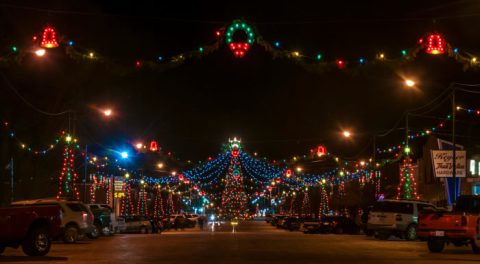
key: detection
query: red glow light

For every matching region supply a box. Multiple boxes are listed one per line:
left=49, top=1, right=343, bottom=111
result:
left=425, top=34, right=446, bottom=55
left=40, top=26, right=59, bottom=48
left=149, top=141, right=158, bottom=152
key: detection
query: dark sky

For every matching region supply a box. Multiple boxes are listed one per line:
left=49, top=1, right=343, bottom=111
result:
left=1, top=0, right=480, bottom=163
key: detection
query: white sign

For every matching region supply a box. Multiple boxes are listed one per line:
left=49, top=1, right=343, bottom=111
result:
left=114, top=176, right=125, bottom=192
left=431, top=150, right=466, bottom=177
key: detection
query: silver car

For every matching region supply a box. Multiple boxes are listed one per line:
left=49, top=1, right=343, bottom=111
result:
left=367, top=199, right=436, bottom=240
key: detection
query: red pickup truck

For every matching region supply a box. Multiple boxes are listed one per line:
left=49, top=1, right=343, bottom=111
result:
left=0, top=204, right=63, bottom=256
left=417, top=195, right=480, bottom=254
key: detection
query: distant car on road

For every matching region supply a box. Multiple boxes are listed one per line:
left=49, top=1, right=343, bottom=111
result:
left=281, top=216, right=302, bottom=231
left=11, top=199, right=95, bottom=243
left=0, top=203, right=63, bottom=256
left=265, top=214, right=273, bottom=223
left=321, top=216, right=359, bottom=234
left=87, top=204, right=114, bottom=236
left=303, top=218, right=321, bottom=234
left=117, top=216, right=152, bottom=234
left=367, top=199, right=436, bottom=241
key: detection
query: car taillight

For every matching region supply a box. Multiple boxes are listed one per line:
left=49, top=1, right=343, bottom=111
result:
left=461, top=216, right=467, bottom=226
left=82, top=211, right=88, bottom=222
left=395, top=214, right=403, bottom=221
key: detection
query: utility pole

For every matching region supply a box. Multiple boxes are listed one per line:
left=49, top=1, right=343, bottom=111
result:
left=10, top=157, right=14, bottom=202
left=451, top=86, right=457, bottom=203
left=84, top=144, right=88, bottom=203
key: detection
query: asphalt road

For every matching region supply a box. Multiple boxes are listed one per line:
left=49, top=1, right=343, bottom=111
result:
left=1, top=221, right=479, bottom=263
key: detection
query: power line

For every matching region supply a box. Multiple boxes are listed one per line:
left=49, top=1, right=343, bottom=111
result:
left=0, top=71, right=71, bottom=116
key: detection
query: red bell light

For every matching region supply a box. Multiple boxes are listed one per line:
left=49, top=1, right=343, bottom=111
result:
left=149, top=141, right=158, bottom=152
left=425, top=34, right=446, bottom=55
left=285, top=169, right=292, bottom=178
left=40, top=26, right=59, bottom=48
left=178, top=174, right=184, bottom=181
left=316, top=145, right=327, bottom=157
left=336, top=59, right=345, bottom=69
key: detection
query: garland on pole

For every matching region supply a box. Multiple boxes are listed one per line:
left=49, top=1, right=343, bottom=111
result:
left=319, top=184, right=329, bottom=216
left=137, top=181, right=148, bottom=216
left=57, top=136, right=79, bottom=200
left=396, top=158, right=419, bottom=200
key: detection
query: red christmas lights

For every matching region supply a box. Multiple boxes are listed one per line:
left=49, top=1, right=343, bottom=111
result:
left=40, top=26, right=59, bottom=48
left=425, top=34, right=446, bottom=55
left=149, top=140, right=158, bottom=152
left=229, top=42, right=250, bottom=58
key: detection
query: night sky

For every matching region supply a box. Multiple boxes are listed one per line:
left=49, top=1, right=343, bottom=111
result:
left=1, top=0, right=480, bottom=164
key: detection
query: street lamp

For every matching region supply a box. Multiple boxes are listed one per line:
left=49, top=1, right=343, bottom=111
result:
left=405, top=79, right=416, bottom=88
left=342, top=130, right=352, bottom=138
left=120, top=151, right=129, bottom=159
left=103, top=109, right=112, bottom=117
left=35, top=49, right=46, bottom=57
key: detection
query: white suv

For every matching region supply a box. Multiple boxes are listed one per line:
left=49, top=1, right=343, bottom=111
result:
left=367, top=199, right=436, bottom=240
left=12, top=199, right=94, bottom=243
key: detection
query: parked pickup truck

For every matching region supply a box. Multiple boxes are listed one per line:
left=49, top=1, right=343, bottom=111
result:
left=417, top=195, right=480, bottom=254
left=0, top=204, right=62, bottom=256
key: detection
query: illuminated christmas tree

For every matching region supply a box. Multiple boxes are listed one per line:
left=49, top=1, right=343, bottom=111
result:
left=221, top=138, right=247, bottom=219
left=137, top=181, right=148, bottom=216
left=57, top=135, right=79, bottom=200
left=396, top=158, right=419, bottom=200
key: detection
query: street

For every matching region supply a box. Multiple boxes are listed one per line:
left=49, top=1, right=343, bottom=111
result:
left=1, top=221, right=479, bottom=264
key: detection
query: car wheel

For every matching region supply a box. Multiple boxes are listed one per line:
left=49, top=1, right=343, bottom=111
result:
left=427, top=238, right=445, bottom=253
left=140, top=226, right=148, bottom=234
left=87, top=224, right=100, bottom=239
left=22, top=227, right=51, bottom=256
left=472, top=219, right=480, bottom=254
left=63, top=225, right=79, bottom=243
left=102, top=226, right=112, bottom=236
left=405, top=224, right=417, bottom=241
left=365, top=230, right=374, bottom=237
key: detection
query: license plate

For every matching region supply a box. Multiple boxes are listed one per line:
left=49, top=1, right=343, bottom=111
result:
left=433, top=231, right=445, bottom=237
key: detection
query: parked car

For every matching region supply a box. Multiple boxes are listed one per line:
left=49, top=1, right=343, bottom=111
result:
left=185, top=213, right=199, bottom=222
left=117, top=215, right=152, bottom=234
left=321, top=216, right=359, bottom=234
left=282, top=216, right=302, bottom=231
left=265, top=214, right=273, bottom=223
left=417, top=195, right=480, bottom=254
left=11, top=199, right=95, bottom=243
left=0, top=203, right=63, bottom=256
left=87, top=204, right=114, bottom=236
left=303, top=218, right=322, bottom=234
left=367, top=199, right=436, bottom=240
left=170, top=214, right=195, bottom=228
left=361, top=206, right=374, bottom=236
left=270, top=215, right=286, bottom=226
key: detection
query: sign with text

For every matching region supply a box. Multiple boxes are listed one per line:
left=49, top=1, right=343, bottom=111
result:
left=114, top=176, right=125, bottom=192
left=431, top=150, right=466, bottom=177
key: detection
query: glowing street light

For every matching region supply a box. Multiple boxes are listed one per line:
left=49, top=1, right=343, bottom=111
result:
left=135, top=142, right=143, bottom=149
left=157, top=162, right=164, bottom=169
left=103, top=109, right=112, bottom=117
left=35, top=49, right=46, bottom=57
left=296, top=166, right=303, bottom=173
left=343, top=131, right=352, bottom=138
left=405, top=79, right=416, bottom=87
left=120, top=151, right=129, bottom=159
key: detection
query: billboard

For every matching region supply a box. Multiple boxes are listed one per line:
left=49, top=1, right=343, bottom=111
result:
left=431, top=150, right=467, bottom=177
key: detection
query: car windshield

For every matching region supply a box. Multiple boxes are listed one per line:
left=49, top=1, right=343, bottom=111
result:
left=66, top=203, right=86, bottom=212
left=372, top=201, right=414, bottom=214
